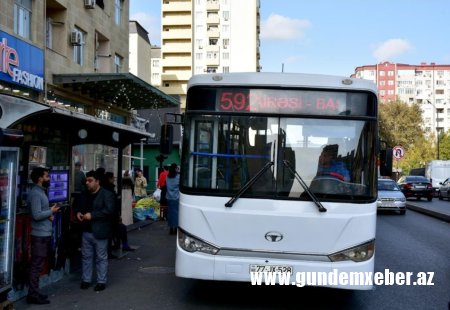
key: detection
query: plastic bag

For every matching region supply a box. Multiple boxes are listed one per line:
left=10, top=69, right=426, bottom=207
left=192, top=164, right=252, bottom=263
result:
left=152, top=188, right=161, bottom=202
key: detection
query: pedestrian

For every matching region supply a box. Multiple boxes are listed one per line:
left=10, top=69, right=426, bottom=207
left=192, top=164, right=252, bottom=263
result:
left=166, top=163, right=180, bottom=235
left=75, top=170, right=115, bottom=292
left=26, top=167, right=60, bottom=305
left=74, top=162, right=86, bottom=193
left=157, top=165, right=169, bottom=220
left=104, top=172, right=135, bottom=254
left=134, top=168, right=148, bottom=201
left=122, top=169, right=134, bottom=196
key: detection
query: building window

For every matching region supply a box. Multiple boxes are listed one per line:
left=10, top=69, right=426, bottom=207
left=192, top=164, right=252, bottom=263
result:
left=195, top=66, right=203, bottom=74
left=152, top=73, right=159, bottom=80
left=223, top=11, right=230, bottom=21
left=379, top=81, right=385, bottom=86
left=114, top=0, right=122, bottom=25
left=222, top=52, right=229, bottom=60
left=379, top=71, right=385, bottom=76
left=388, top=70, right=394, bottom=76
left=152, top=59, right=160, bottom=67
left=195, top=53, right=203, bottom=60
left=222, top=66, right=229, bottom=73
left=222, top=25, right=229, bottom=32
left=114, top=54, right=123, bottom=73
left=380, top=90, right=385, bottom=96
left=209, top=38, right=218, bottom=45
left=46, top=17, right=53, bottom=48
left=14, top=0, right=32, bottom=39
left=223, top=38, right=229, bottom=48
left=388, top=80, right=394, bottom=86
left=206, top=67, right=217, bottom=73
left=73, top=28, right=85, bottom=65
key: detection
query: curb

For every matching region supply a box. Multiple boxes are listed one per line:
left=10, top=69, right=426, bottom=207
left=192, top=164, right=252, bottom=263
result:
left=406, top=203, right=450, bottom=222
left=126, top=219, right=156, bottom=232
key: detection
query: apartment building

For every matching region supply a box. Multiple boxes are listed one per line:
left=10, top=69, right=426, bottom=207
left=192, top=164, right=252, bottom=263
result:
left=129, top=20, right=152, bottom=84
left=353, top=61, right=450, bottom=136
left=161, top=0, right=261, bottom=109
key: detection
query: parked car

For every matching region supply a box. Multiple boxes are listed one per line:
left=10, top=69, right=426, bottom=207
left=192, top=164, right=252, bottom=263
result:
left=397, top=176, right=433, bottom=201
left=438, top=177, right=450, bottom=200
left=377, top=179, right=406, bottom=215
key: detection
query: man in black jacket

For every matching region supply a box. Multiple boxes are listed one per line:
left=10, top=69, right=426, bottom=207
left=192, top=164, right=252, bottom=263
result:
left=75, top=170, right=115, bottom=292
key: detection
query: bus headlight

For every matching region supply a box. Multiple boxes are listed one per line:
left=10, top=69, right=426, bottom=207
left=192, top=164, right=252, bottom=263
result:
left=178, top=229, right=219, bottom=255
left=328, top=240, right=375, bottom=262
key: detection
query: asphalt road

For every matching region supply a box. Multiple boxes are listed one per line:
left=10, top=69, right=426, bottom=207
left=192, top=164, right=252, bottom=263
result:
left=15, top=210, right=450, bottom=310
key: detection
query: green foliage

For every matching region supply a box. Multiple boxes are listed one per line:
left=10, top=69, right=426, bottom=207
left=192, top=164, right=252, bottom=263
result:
left=378, top=100, right=435, bottom=175
left=438, top=132, right=450, bottom=160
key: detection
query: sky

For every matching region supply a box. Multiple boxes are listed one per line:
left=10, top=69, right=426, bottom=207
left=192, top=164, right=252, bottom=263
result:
left=130, top=0, right=450, bottom=77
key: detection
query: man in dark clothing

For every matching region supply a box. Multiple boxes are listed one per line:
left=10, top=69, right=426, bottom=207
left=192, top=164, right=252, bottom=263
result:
left=75, top=170, right=115, bottom=292
left=27, top=167, right=60, bottom=305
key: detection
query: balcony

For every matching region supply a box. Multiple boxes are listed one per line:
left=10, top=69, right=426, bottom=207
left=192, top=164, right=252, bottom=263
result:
left=162, top=1, right=192, bottom=13
left=207, top=29, right=220, bottom=38
left=163, top=43, right=192, bottom=53
left=160, top=83, right=187, bottom=96
left=162, top=57, right=192, bottom=67
left=206, top=15, right=220, bottom=24
left=162, top=15, right=192, bottom=26
left=206, top=57, right=220, bottom=66
left=161, top=71, right=192, bottom=82
left=206, top=45, right=219, bottom=53
left=162, top=29, right=192, bottom=40
left=206, top=1, right=220, bottom=11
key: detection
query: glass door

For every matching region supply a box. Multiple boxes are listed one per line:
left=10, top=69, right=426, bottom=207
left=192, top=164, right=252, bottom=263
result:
left=0, top=147, right=19, bottom=292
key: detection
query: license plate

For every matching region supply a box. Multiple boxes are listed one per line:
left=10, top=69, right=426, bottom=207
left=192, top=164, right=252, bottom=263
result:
left=249, top=264, right=293, bottom=273
left=415, top=185, right=425, bottom=189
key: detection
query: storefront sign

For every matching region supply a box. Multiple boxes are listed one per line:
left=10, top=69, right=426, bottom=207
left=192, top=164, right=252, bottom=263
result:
left=0, top=31, right=44, bottom=92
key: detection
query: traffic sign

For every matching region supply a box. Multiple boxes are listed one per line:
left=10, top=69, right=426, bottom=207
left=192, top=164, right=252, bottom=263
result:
left=393, top=146, right=405, bottom=159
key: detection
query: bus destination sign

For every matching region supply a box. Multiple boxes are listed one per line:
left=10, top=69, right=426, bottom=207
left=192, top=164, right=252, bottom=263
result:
left=216, top=88, right=369, bottom=116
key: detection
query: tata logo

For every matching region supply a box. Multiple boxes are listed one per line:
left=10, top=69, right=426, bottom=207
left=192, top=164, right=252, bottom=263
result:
left=264, top=231, right=283, bottom=242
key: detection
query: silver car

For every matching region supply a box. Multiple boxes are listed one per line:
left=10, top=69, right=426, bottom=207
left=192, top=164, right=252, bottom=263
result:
left=377, top=179, right=406, bottom=215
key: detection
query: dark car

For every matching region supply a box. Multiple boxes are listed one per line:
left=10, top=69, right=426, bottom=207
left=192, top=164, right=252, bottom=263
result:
left=397, top=176, right=433, bottom=201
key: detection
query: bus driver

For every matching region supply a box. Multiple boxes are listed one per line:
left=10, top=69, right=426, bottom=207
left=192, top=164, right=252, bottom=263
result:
left=316, top=144, right=350, bottom=182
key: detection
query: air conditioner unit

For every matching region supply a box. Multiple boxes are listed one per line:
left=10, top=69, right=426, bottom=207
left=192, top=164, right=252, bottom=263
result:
left=84, top=0, right=95, bottom=9
left=70, top=30, right=82, bottom=46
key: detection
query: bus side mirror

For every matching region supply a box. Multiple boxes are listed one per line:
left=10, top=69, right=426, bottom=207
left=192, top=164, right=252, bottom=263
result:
left=379, top=148, right=393, bottom=177
left=160, top=124, right=173, bottom=155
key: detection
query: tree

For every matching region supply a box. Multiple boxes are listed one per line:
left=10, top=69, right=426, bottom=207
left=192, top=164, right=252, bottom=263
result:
left=379, top=100, right=434, bottom=174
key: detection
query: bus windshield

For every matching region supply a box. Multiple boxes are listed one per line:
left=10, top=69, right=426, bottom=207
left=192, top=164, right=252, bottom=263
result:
left=181, top=115, right=376, bottom=202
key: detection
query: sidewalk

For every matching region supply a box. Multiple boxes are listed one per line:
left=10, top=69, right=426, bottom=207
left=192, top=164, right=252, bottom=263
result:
left=12, top=219, right=179, bottom=310
left=406, top=199, right=450, bottom=222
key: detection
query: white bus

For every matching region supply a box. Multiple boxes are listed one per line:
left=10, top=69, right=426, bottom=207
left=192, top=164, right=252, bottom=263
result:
left=171, top=72, right=385, bottom=290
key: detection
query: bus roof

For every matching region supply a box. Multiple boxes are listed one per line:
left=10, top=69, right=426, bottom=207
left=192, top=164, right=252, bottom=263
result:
left=187, top=72, right=378, bottom=94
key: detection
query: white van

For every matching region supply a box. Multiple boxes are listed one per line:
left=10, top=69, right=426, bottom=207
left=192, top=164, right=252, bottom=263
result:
left=425, top=160, right=450, bottom=194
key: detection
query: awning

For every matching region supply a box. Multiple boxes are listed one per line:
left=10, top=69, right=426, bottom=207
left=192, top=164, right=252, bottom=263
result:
left=0, top=94, right=150, bottom=148
left=52, top=73, right=179, bottom=110
left=43, top=106, right=151, bottom=148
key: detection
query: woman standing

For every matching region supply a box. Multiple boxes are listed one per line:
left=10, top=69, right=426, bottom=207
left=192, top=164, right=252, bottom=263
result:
left=165, top=163, right=180, bottom=235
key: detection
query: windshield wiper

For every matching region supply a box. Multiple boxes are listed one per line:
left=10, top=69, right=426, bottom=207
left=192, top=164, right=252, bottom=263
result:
left=225, top=161, right=274, bottom=208
left=282, top=160, right=327, bottom=212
